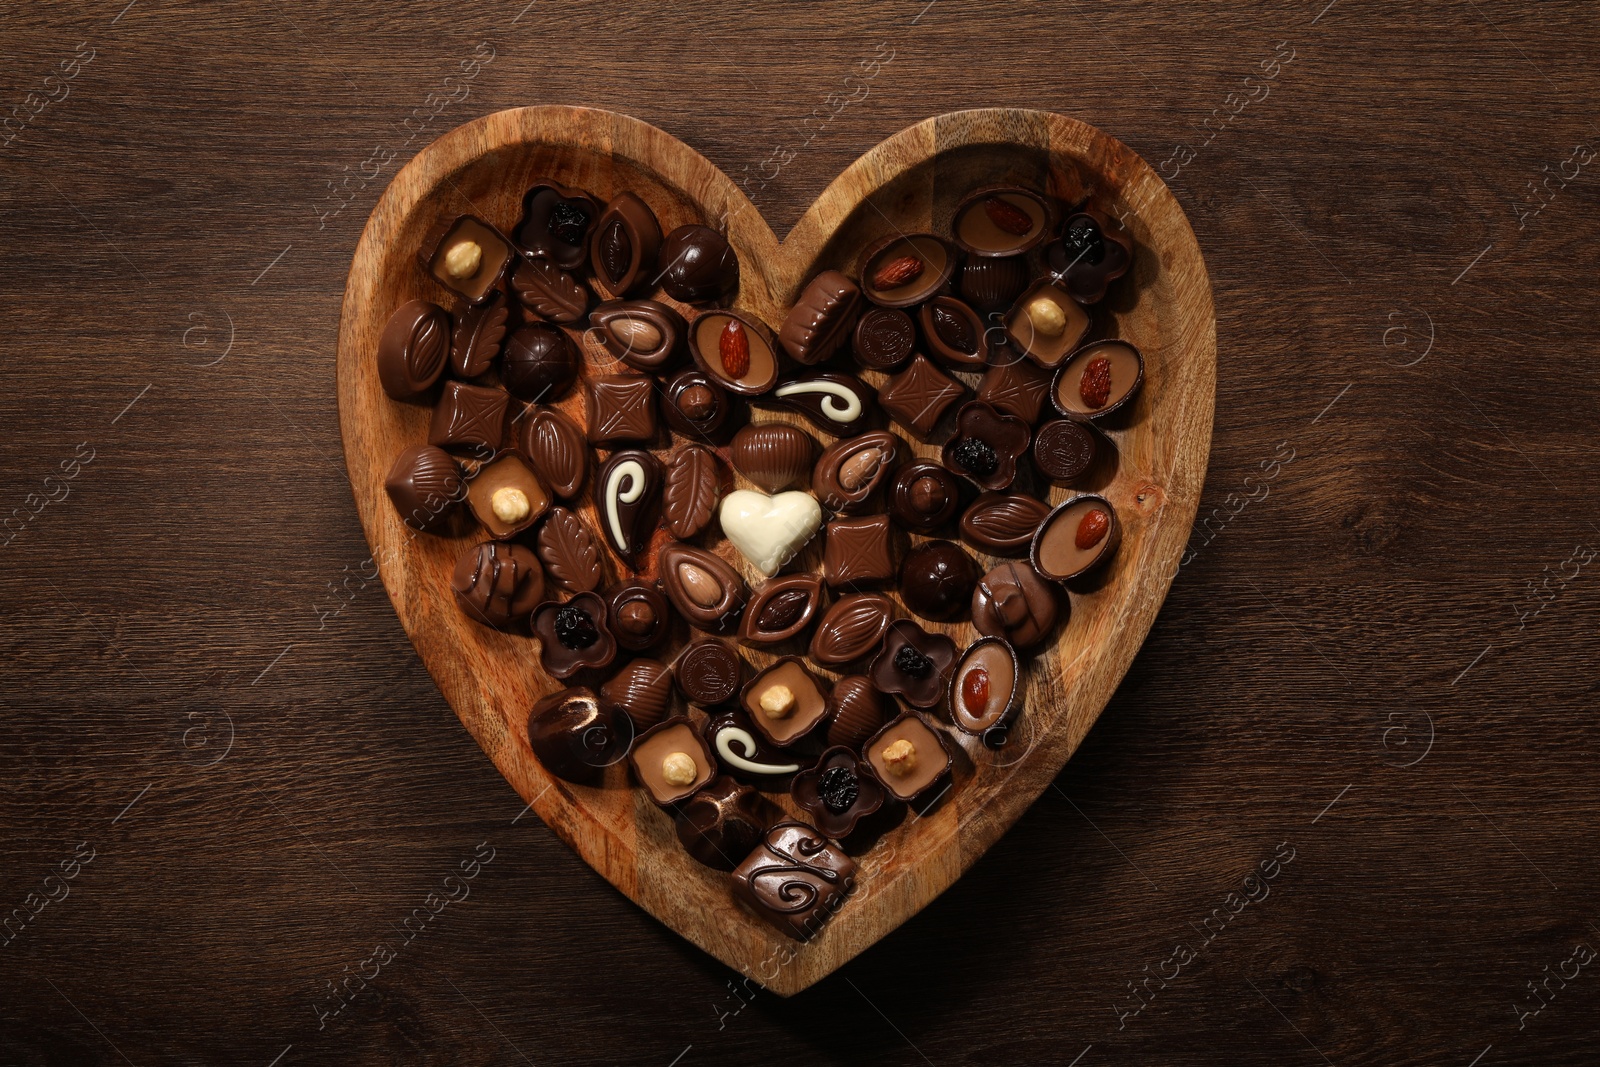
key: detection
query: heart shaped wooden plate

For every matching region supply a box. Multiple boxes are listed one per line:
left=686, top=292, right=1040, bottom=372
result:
left=337, top=106, right=1214, bottom=995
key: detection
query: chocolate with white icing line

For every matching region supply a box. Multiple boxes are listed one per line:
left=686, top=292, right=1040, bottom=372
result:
left=596, top=450, right=661, bottom=563
left=751, top=372, right=875, bottom=438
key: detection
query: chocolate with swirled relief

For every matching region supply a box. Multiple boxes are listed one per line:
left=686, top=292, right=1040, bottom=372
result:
left=585, top=374, right=658, bottom=446
left=888, top=461, right=962, bottom=533
left=750, top=372, right=875, bottom=439
left=779, top=269, right=861, bottom=365
left=517, top=405, right=588, bottom=500
left=675, top=639, right=744, bottom=706
left=590, top=192, right=663, bottom=298
left=590, top=299, right=684, bottom=372
left=515, top=181, right=598, bottom=271
left=511, top=257, right=588, bottom=324
left=377, top=298, right=450, bottom=400
left=605, top=580, right=673, bottom=652
left=656, top=224, right=740, bottom=304
left=706, top=708, right=807, bottom=787
left=501, top=324, right=580, bottom=403
left=531, top=590, right=617, bottom=679
left=812, top=431, right=899, bottom=515
left=918, top=295, right=988, bottom=369
left=740, top=572, right=825, bottom=645
left=732, top=822, right=857, bottom=940
left=595, top=450, right=662, bottom=562
left=429, top=381, right=508, bottom=459
left=658, top=542, right=749, bottom=633
left=451, top=540, right=545, bottom=630
left=660, top=367, right=734, bottom=441
left=851, top=306, right=915, bottom=370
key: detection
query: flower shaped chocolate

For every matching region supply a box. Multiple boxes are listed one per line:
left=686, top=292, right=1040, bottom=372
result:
left=791, top=746, right=885, bottom=838
left=941, top=401, right=1031, bottom=492
left=1046, top=208, right=1133, bottom=305
left=869, top=619, right=957, bottom=709
left=532, top=591, right=617, bottom=679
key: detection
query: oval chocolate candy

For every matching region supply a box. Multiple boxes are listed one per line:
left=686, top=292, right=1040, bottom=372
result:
left=659, top=542, right=749, bottom=634
left=812, top=431, right=899, bottom=515
left=596, top=450, right=662, bottom=563
left=740, top=572, right=825, bottom=645
left=590, top=299, right=684, bottom=372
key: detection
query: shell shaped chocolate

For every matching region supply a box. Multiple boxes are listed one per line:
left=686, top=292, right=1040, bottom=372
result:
left=730, top=423, right=815, bottom=493
left=826, top=676, right=891, bottom=751
left=599, top=658, right=675, bottom=731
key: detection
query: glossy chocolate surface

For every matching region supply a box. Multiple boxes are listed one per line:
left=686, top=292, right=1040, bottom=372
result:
left=960, top=491, right=1052, bottom=554
left=952, top=187, right=1053, bottom=257
left=812, top=431, right=899, bottom=515
left=878, top=354, right=964, bottom=439
left=464, top=452, right=550, bottom=539
left=941, top=401, right=1031, bottom=492
left=826, top=676, right=892, bottom=751
left=378, top=298, right=450, bottom=399
left=501, top=324, right=580, bottom=403
left=919, top=295, right=988, bottom=368
left=742, top=657, right=831, bottom=747
left=590, top=299, right=683, bottom=372
left=585, top=374, right=659, bottom=446
left=660, top=368, right=734, bottom=441
left=429, top=381, right=508, bottom=459
left=629, top=715, right=715, bottom=806
left=1047, top=208, right=1133, bottom=305
left=658, top=542, right=749, bottom=633
left=510, top=257, right=588, bottom=324
left=590, top=192, right=663, bottom=297
left=889, top=461, right=963, bottom=532
left=599, top=657, right=675, bottom=732
left=851, top=306, right=916, bottom=370
left=515, top=181, right=598, bottom=271
left=958, top=255, right=1030, bottom=314
left=792, top=746, right=885, bottom=838
left=656, top=224, right=739, bottom=304
left=978, top=356, right=1054, bottom=425
left=899, top=539, right=979, bottom=621
left=949, top=636, right=1021, bottom=738
left=1032, top=494, right=1121, bottom=581
left=752, top=372, right=875, bottom=439
left=971, top=561, right=1060, bottom=648
left=808, top=593, right=895, bottom=667
left=535, top=506, right=602, bottom=593
left=1052, top=339, right=1144, bottom=420
left=605, top=580, right=672, bottom=652
left=730, top=423, right=814, bottom=494
left=1032, top=419, right=1098, bottom=482
left=595, top=449, right=662, bottom=562
left=822, top=513, right=896, bottom=588
left=450, top=293, right=510, bottom=378
left=451, top=541, right=544, bottom=630
left=779, top=269, right=861, bottom=365
left=864, top=713, right=953, bottom=802
left=859, top=233, right=957, bottom=308
left=707, top=708, right=806, bottom=784
left=869, top=619, right=958, bottom=709
left=731, top=822, right=856, bottom=940
left=740, top=572, right=825, bottom=645
left=531, top=590, right=617, bottom=678
left=689, top=310, right=779, bottom=396
left=526, top=686, right=633, bottom=783
left=385, top=444, right=464, bottom=533
left=662, top=444, right=722, bottom=540
left=425, top=215, right=512, bottom=304
left=1005, top=280, right=1092, bottom=370
left=516, top=405, right=587, bottom=500
left=674, top=639, right=743, bottom=706
left=676, top=776, right=769, bottom=869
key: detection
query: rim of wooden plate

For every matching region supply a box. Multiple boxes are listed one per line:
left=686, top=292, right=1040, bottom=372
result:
left=336, top=105, right=1215, bottom=996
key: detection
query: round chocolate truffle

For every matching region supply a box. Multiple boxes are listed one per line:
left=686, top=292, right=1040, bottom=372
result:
left=526, top=686, right=633, bottom=783
left=899, top=540, right=980, bottom=621
left=656, top=224, right=740, bottom=304
left=889, top=461, right=963, bottom=532
left=502, top=324, right=580, bottom=403
left=385, top=444, right=464, bottom=533
left=675, top=776, right=769, bottom=869
left=605, top=580, right=673, bottom=652
left=451, top=541, right=544, bottom=629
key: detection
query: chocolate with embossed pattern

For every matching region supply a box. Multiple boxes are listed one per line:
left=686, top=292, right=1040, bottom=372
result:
left=511, top=257, right=588, bottom=324
left=674, top=639, right=743, bottom=705
left=807, top=593, right=894, bottom=667
left=585, top=375, right=658, bottom=446
left=959, top=491, right=1052, bottom=554
left=822, top=514, right=896, bottom=589
left=385, top=444, right=465, bottom=533
left=918, top=295, right=988, bottom=369
left=429, top=381, right=508, bottom=459
left=502, top=324, right=580, bottom=403
left=590, top=192, right=663, bottom=298
left=978, top=356, right=1054, bottom=425
left=599, top=657, right=675, bottom=731
left=851, top=306, right=915, bottom=371
left=377, top=298, right=449, bottom=399
left=658, top=542, right=748, bottom=633
left=779, top=269, right=861, bottom=365
left=730, top=423, right=814, bottom=493
left=591, top=299, right=683, bottom=372
left=878, top=355, right=964, bottom=439
left=517, top=405, right=587, bottom=500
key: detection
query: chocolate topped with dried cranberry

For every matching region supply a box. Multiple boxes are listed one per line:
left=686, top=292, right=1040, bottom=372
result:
left=792, top=746, right=884, bottom=838
left=515, top=181, right=598, bottom=271
left=532, top=591, right=617, bottom=679
left=941, top=402, right=1030, bottom=491
left=869, top=619, right=957, bottom=709
left=1047, top=208, right=1133, bottom=305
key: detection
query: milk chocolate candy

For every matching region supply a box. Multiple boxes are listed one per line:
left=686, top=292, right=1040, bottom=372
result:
left=779, top=270, right=861, bottom=365
left=869, top=619, right=957, bottom=709
left=1005, top=280, right=1092, bottom=370
left=674, top=639, right=743, bottom=706
left=590, top=192, right=663, bottom=298
left=517, top=406, right=588, bottom=500
left=859, top=233, right=957, bottom=309
left=942, top=402, right=1031, bottom=492
left=1051, top=339, right=1144, bottom=420
left=429, top=381, right=509, bottom=459
left=822, top=514, right=896, bottom=588
left=676, top=776, right=770, bottom=869
left=878, top=355, right=965, bottom=439
left=535, top=507, right=602, bottom=594
left=689, top=310, right=780, bottom=396
left=812, top=431, right=900, bottom=515
left=384, top=444, right=465, bottom=533
left=451, top=541, right=545, bottom=630
left=629, top=715, right=715, bottom=806
left=590, top=299, right=684, bottom=372
left=450, top=292, right=511, bottom=378
left=585, top=374, right=659, bottom=446
left=958, top=256, right=1030, bottom=314
left=511, top=256, right=588, bottom=325
left=825, top=676, right=892, bottom=751
left=1032, top=494, right=1121, bottom=581
left=707, top=709, right=806, bottom=786
left=918, top=296, right=988, bottom=369
left=751, top=372, right=875, bottom=439
left=742, top=657, right=831, bottom=748
left=423, top=215, right=513, bottom=305
left=851, top=306, right=915, bottom=371
left=864, top=713, right=953, bottom=803
left=732, top=822, right=856, bottom=940
left=1032, top=419, right=1098, bottom=483
left=465, top=452, right=551, bottom=540
left=808, top=593, right=894, bottom=667
left=515, top=180, right=598, bottom=271
left=950, top=636, right=1022, bottom=744
left=662, top=445, right=722, bottom=540
left=502, top=324, right=580, bottom=403
left=730, top=423, right=814, bottom=494
left=596, top=450, right=662, bottom=562
left=889, top=461, right=962, bottom=533
left=531, top=591, right=617, bottom=679
left=971, top=561, right=1060, bottom=648
left=740, top=572, right=825, bottom=645
left=656, top=224, right=739, bottom=304
left=599, top=658, right=675, bottom=731
left=660, top=368, right=734, bottom=441
left=960, top=491, right=1052, bottom=554
left=978, top=357, right=1054, bottom=425
left=526, top=687, right=634, bottom=783
left=605, top=580, right=672, bottom=652
left=899, top=539, right=979, bottom=622
left=658, top=542, right=749, bottom=633
left=951, top=186, right=1054, bottom=258
left=791, top=746, right=885, bottom=839
left=1047, top=208, right=1133, bottom=305
left=377, top=299, right=450, bottom=399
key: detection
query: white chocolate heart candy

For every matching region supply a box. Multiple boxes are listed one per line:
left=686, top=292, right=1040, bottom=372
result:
left=718, top=489, right=822, bottom=577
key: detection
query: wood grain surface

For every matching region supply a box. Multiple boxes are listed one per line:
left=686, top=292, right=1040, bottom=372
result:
left=2, top=1, right=1598, bottom=1063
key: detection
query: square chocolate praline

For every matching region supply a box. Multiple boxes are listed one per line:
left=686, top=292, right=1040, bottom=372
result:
left=629, top=716, right=716, bottom=806
left=732, top=822, right=857, bottom=941
left=823, top=514, right=896, bottom=589
left=429, top=381, right=509, bottom=459
left=423, top=215, right=513, bottom=305
left=585, top=374, right=659, bottom=446
left=741, top=657, right=830, bottom=748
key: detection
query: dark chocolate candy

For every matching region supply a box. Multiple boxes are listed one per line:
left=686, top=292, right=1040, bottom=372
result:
left=1032, top=419, right=1098, bottom=482
left=899, top=539, right=979, bottom=622
left=822, top=513, right=896, bottom=589
left=859, top=233, right=957, bottom=309
left=942, top=401, right=1031, bottom=491
left=535, top=506, right=602, bottom=594
left=779, top=270, right=861, bottom=365
left=501, top=324, right=580, bottom=403
left=732, top=822, right=857, bottom=940
left=526, top=686, right=633, bottom=783
left=660, top=368, right=734, bottom=441
left=826, top=676, right=891, bottom=751
left=377, top=298, right=450, bottom=400
left=808, top=593, right=894, bottom=667
left=889, top=461, right=962, bottom=533
left=960, top=491, right=1053, bottom=554
left=951, top=186, right=1054, bottom=258
left=742, top=657, right=831, bottom=748
left=605, top=580, right=672, bottom=652
left=730, top=423, right=814, bottom=493
left=1047, top=208, right=1133, bottom=305
left=450, top=292, right=511, bottom=378
left=590, top=299, right=684, bottom=372
left=517, top=405, right=588, bottom=500
left=751, top=372, right=875, bottom=439
left=674, top=639, right=743, bottom=705
left=429, top=381, right=509, bottom=459
left=877, top=355, right=965, bottom=439
left=531, top=590, right=617, bottom=678
left=792, top=746, right=885, bottom=838
left=689, top=310, right=780, bottom=396
left=812, top=431, right=900, bottom=515
left=740, top=572, right=825, bottom=645
left=511, top=257, right=588, bottom=324
left=385, top=444, right=465, bottom=533
left=599, top=657, right=675, bottom=732
left=590, top=192, right=663, bottom=298
left=586, top=374, right=659, bottom=447
left=707, top=709, right=806, bottom=785
left=978, top=355, right=1054, bottom=425
left=918, top=296, right=989, bottom=369
left=515, top=181, right=598, bottom=271
left=595, top=450, right=662, bottom=562
left=851, top=306, right=915, bottom=371
left=655, top=224, right=739, bottom=304
left=958, top=256, right=1030, bottom=314
left=629, top=715, right=715, bottom=806
left=658, top=542, right=749, bottom=633
left=452, top=541, right=545, bottom=629
left=864, top=713, right=953, bottom=803
left=869, top=619, right=958, bottom=709
left=662, top=445, right=722, bottom=539
left=464, top=453, right=550, bottom=539
left=423, top=215, right=513, bottom=305
left=950, top=636, right=1023, bottom=743
left=1031, top=494, right=1121, bottom=581
left=676, top=775, right=770, bottom=869
left=972, top=561, right=1061, bottom=647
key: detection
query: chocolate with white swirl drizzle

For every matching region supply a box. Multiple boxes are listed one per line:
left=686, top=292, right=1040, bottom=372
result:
left=751, top=371, right=876, bottom=438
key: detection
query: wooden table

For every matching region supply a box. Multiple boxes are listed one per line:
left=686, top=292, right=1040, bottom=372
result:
left=2, top=2, right=1596, bottom=1063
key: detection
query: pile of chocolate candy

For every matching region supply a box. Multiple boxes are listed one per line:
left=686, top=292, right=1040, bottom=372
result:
left=376, top=177, right=1140, bottom=941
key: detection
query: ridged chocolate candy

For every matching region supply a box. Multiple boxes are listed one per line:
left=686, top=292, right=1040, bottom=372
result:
left=377, top=298, right=450, bottom=399
left=599, top=658, right=675, bottom=731
left=451, top=541, right=545, bottom=629
left=384, top=444, right=464, bottom=533
left=730, top=423, right=815, bottom=493
left=778, top=269, right=861, bottom=365
left=826, top=676, right=891, bottom=750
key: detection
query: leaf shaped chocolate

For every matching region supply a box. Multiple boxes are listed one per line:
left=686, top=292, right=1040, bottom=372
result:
left=511, top=258, right=588, bottom=324
left=450, top=294, right=510, bottom=377
left=663, top=445, right=720, bottom=540
left=959, top=492, right=1052, bottom=554
left=807, top=593, right=893, bottom=666
left=536, top=506, right=601, bottom=593
left=519, top=407, right=587, bottom=499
